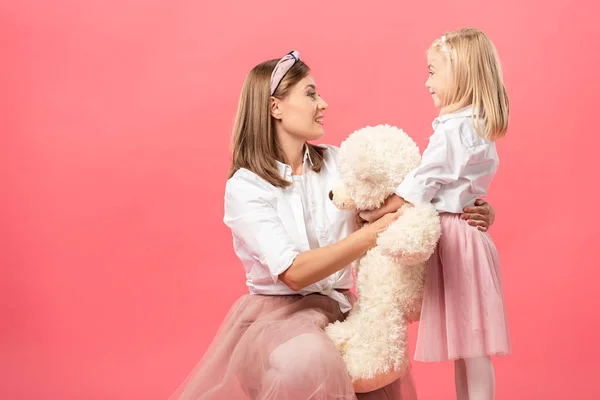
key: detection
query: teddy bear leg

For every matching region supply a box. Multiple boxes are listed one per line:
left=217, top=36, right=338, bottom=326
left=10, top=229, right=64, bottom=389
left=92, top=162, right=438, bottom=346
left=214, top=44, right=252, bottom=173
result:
left=340, top=250, right=410, bottom=381
left=402, top=262, right=427, bottom=323
left=325, top=314, right=357, bottom=353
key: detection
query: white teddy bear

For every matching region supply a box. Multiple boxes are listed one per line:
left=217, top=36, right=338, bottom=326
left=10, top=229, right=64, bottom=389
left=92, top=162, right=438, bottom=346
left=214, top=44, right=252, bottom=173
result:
left=325, top=124, right=442, bottom=393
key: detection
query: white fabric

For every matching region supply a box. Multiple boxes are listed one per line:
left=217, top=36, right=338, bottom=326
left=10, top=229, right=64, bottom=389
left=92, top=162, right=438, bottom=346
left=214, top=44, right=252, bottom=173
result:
left=223, top=145, right=356, bottom=312
left=395, top=106, right=499, bottom=213
left=291, top=175, right=320, bottom=250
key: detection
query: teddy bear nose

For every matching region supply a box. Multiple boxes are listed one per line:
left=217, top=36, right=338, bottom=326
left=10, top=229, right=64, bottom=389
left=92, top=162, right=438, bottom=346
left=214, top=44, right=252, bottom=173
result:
left=329, top=190, right=334, bottom=201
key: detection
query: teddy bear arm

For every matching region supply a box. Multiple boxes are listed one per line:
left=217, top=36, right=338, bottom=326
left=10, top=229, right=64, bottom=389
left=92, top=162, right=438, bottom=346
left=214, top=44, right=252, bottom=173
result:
left=376, top=203, right=441, bottom=265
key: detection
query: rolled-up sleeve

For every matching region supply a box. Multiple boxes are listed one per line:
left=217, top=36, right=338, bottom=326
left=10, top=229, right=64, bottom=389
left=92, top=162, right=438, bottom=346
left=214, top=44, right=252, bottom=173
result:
left=395, top=124, right=468, bottom=205
left=223, top=177, right=301, bottom=283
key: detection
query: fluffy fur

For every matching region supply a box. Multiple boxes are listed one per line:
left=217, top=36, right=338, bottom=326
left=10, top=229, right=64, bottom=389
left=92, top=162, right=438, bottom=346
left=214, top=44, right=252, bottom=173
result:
left=325, top=125, right=442, bottom=393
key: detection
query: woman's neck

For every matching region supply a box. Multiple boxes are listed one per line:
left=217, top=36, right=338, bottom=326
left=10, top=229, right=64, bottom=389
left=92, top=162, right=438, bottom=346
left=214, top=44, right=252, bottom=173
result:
left=277, top=132, right=306, bottom=175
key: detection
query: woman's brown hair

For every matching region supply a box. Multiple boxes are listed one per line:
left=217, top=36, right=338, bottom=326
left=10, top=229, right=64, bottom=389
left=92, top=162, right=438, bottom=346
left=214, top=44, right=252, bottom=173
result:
left=228, top=58, right=325, bottom=187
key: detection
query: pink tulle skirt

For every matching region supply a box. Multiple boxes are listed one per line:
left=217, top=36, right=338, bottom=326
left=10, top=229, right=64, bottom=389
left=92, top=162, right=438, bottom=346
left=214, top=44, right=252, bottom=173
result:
left=415, top=213, right=511, bottom=362
left=170, top=291, right=417, bottom=400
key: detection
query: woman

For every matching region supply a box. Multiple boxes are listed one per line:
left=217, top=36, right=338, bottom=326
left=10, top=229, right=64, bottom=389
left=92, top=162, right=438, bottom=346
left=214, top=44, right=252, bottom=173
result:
left=170, top=51, right=496, bottom=400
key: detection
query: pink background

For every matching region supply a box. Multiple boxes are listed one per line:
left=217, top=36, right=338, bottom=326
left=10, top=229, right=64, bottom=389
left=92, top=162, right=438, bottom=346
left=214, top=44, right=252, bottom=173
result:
left=2, top=0, right=597, bottom=399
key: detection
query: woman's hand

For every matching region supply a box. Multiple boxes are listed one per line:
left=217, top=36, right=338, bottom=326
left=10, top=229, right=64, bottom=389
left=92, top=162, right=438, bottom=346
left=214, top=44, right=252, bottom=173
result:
left=280, top=209, right=402, bottom=291
left=359, top=194, right=408, bottom=223
left=362, top=209, right=403, bottom=245
left=461, top=199, right=495, bottom=232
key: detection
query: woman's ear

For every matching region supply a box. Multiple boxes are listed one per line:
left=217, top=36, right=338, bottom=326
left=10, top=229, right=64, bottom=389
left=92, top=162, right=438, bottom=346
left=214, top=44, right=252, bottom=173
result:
left=270, top=97, right=282, bottom=120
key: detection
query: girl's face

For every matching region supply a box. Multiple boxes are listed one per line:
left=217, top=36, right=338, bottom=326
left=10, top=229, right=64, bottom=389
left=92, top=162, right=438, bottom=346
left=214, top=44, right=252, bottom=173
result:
left=426, top=50, right=453, bottom=109
left=272, top=74, right=328, bottom=142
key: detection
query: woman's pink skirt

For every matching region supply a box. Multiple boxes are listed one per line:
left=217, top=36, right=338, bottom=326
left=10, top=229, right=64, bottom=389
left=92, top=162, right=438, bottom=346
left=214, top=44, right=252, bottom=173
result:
left=414, top=213, right=511, bottom=362
left=170, top=291, right=416, bottom=399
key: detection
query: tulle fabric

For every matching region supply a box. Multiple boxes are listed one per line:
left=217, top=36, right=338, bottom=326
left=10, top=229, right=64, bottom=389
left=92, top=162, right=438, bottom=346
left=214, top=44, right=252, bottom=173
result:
left=415, top=213, right=511, bottom=362
left=170, top=291, right=417, bottom=399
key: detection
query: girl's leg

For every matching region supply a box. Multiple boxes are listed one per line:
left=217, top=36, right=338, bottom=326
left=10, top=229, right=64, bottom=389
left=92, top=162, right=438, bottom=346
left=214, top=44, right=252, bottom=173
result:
left=463, top=356, right=495, bottom=400
left=454, top=358, right=469, bottom=400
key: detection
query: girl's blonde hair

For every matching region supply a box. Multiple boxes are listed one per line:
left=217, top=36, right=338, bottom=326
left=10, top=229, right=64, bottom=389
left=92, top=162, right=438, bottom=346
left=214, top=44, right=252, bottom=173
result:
left=228, top=58, right=326, bottom=187
left=431, top=28, right=509, bottom=140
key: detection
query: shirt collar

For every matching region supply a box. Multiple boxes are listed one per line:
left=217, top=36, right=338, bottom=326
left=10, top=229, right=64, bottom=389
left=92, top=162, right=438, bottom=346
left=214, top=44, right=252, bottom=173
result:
left=433, top=105, right=476, bottom=129
left=275, top=145, right=314, bottom=180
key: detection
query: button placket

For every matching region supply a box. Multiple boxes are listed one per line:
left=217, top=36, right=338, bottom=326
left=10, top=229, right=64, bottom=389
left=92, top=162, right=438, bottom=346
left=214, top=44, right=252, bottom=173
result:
left=308, top=170, right=330, bottom=246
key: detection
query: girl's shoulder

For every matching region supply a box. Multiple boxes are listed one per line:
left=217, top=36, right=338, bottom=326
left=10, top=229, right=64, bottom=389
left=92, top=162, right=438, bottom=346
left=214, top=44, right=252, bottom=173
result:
left=435, top=114, right=492, bottom=150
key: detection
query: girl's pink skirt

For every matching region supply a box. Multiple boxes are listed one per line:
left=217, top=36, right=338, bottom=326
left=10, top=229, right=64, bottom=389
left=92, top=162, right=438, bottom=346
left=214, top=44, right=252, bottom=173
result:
left=415, top=213, right=511, bottom=362
left=170, top=291, right=416, bottom=399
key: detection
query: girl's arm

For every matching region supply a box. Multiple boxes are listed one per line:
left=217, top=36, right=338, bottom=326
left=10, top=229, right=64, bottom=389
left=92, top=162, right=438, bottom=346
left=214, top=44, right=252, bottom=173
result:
left=360, top=125, right=463, bottom=219
left=359, top=125, right=496, bottom=231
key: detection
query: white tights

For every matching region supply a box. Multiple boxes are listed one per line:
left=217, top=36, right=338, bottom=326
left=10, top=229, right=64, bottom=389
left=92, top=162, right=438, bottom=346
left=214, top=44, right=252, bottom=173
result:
left=454, top=356, right=495, bottom=400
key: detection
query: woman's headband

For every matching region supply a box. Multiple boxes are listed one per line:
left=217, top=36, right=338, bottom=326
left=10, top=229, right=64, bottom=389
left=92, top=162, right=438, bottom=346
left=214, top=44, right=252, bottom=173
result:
left=270, top=50, right=300, bottom=95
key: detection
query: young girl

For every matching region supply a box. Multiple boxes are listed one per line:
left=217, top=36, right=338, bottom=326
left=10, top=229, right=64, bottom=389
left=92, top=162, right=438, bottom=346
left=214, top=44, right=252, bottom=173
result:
left=360, top=28, right=511, bottom=400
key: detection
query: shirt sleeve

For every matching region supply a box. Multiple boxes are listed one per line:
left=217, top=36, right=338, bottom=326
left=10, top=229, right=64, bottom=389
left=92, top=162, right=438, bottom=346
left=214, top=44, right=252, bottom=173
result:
left=223, top=175, right=301, bottom=283
left=395, top=123, right=469, bottom=205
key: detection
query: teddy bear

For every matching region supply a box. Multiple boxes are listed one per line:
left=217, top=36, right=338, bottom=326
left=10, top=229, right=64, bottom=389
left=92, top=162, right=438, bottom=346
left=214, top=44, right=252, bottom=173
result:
left=325, top=124, right=442, bottom=393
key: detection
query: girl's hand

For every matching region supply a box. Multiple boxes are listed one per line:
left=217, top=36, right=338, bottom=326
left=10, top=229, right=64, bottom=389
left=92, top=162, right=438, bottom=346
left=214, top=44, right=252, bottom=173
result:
left=355, top=210, right=368, bottom=228
left=461, top=199, right=495, bottom=232
left=359, top=194, right=407, bottom=223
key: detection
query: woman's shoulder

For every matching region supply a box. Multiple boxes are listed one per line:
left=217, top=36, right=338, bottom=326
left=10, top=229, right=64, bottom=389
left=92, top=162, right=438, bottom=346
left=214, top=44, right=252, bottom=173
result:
left=226, top=168, right=276, bottom=200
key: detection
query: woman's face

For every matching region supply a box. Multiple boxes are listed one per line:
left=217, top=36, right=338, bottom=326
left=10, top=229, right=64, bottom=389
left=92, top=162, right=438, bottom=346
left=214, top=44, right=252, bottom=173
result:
left=273, top=74, right=328, bottom=141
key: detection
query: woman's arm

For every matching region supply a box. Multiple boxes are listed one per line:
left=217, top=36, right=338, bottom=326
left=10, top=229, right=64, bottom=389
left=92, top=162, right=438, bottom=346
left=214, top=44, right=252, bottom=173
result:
left=360, top=196, right=495, bottom=232
left=279, top=211, right=401, bottom=291
left=225, top=175, right=401, bottom=292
